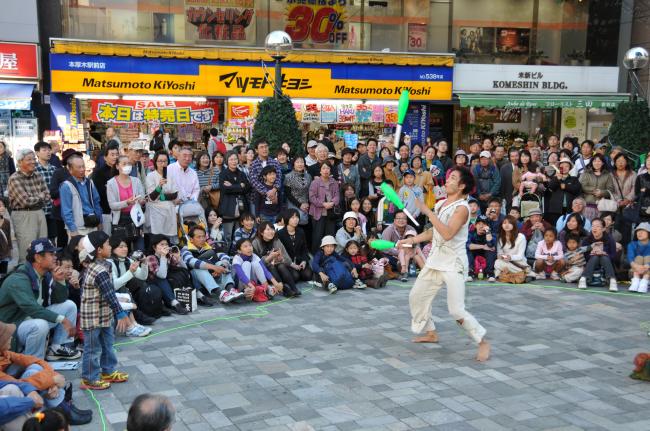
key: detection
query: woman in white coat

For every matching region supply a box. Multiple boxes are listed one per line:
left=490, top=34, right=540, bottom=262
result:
left=146, top=151, right=179, bottom=243
left=107, top=155, right=146, bottom=251
left=494, top=215, right=531, bottom=279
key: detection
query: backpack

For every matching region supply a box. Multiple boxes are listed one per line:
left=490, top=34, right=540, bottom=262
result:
left=133, top=283, right=164, bottom=318
left=322, top=255, right=354, bottom=290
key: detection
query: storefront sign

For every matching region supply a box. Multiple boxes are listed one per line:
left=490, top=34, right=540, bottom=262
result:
left=453, top=64, right=619, bottom=94
left=51, top=53, right=453, bottom=101
left=228, top=102, right=255, bottom=119
left=560, top=108, right=587, bottom=143
left=384, top=106, right=397, bottom=125
left=0, top=43, right=39, bottom=80
left=285, top=0, right=348, bottom=45
left=407, top=23, right=427, bottom=52
left=185, top=0, right=255, bottom=43
left=402, top=104, right=429, bottom=145
left=320, top=104, right=337, bottom=123
left=90, top=100, right=219, bottom=124
left=302, top=104, right=320, bottom=122
left=355, top=104, right=371, bottom=123
left=337, top=104, right=355, bottom=123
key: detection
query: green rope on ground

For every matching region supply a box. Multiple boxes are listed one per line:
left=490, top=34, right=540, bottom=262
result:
left=85, top=389, right=108, bottom=431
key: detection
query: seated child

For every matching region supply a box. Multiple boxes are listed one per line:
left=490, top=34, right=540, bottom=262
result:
left=467, top=215, right=497, bottom=281
left=232, top=238, right=283, bottom=301
left=349, top=198, right=368, bottom=236
left=312, top=235, right=361, bottom=293
left=398, top=231, right=425, bottom=282
left=628, top=222, right=650, bottom=293
left=343, top=240, right=388, bottom=289
left=231, top=212, right=257, bottom=253
left=560, top=233, right=587, bottom=283
left=468, top=198, right=480, bottom=230
left=534, top=227, right=565, bottom=280
left=509, top=206, right=524, bottom=230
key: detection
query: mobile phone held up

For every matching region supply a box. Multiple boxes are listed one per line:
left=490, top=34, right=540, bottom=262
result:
left=162, top=166, right=167, bottom=179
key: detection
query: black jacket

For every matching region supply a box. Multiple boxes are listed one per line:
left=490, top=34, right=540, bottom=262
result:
left=635, top=173, right=650, bottom=221
left=91, top=163, right=114, bottom=214
left=545, top=174, right=582, bottom=215
left=277, top=227, right=310, bottom=265
left=218, top=167, right=250, bottom=219
left=49, top=168, right=72, bottom=220
left=499, top=163, right=515, bottom=201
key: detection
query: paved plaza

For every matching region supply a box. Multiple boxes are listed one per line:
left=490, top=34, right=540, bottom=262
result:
left=68, top=280, right=650, bottom=431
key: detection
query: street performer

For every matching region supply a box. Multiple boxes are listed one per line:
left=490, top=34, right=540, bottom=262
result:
left=396, top=166, right=490, bottom=362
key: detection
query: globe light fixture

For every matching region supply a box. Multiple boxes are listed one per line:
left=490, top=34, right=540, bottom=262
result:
left=623, top=47, right=649, bottom=70
left=264, top=31, right=293, bottom=98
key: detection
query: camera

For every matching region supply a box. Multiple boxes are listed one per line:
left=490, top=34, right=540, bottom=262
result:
left=130, top=250, right=145, bottom=261
left=170, top=246, right=180, bottom=254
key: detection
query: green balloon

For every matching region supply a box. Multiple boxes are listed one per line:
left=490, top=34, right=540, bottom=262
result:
left=370, top=239, right=396, bottom=251
left=397, top=90, right=410, bottom=124
left=380, top=182, right=405, bottom=210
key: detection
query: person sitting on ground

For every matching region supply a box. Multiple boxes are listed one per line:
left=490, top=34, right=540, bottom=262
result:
left=335, top=212, right=366, bottom=253
left=467, top=215, right=497, bottom=281
left=231, top=213, right=257, bottom=254
left=398, top=231, right=425, bottom=282
left=277, top=209, right=313, bottom=283
left=312, top=236, right=362, bottom=293
left=558, top=212, right=590, bottom=251
left=127, top=393, right=175, bottom=431
left=0, top=239, right=79, bottom=361
left=560, top=233, right=587, bottom=283
left=494, top=215, right=531, bottom=279
left=628, top=222, right=650, bottom=293
left=252, top=222, right=300, bottom=298
left=231, top=239, right=283, bottom=301
left=533, top=227, right=564, bottom=280
left=145, top=235, right=187, bottom=315
left=342, top=240, right=386, bottom=289
left=107, top=238, right=152, bottom=337
left=521, top=208, right=552, bottom=262
left=0, top=378, right=41, bottom=431
left=0, top=322, right=91, bottom=426
left=381, top=211, right=418, bottom=279
left=578, top=218, right=618, bottom=291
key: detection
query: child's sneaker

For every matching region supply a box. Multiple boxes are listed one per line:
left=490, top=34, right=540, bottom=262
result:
left=219, top=289, right=236, bottom=304
left=550, top=272, right=560, bottom=280
left=465, top=275, right=473, bottom=282
left=100, top=371, right=129, bottom=383
left=400, top=273, right=408, bottom=282
left=353, top=279, right=366, bottom=289
left=487, top=276, right=496, bottom=282
left=578, top=277, right=587, bottom=289
left=230, top=288, right=246, bottom=302
left=639, top=278, right=649, bottom=293
left=609, top=278, right=619, bottom=292
left=125, top=325, right=149, bottom=337
left=327, top=283, right=338, bottom=294
left=629, top=277, right=641, bottom=292
left=266, top=285, right=275, bottom=299
left=79, top=379, right=110, bottom=390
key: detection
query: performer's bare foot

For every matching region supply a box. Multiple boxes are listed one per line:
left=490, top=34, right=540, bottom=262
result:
left=412, top=331, right=439, bottom=343
left=476, top=339, right=490, bottom=362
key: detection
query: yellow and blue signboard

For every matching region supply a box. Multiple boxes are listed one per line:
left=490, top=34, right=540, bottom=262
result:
left=50, top=53, right=453, bottom=101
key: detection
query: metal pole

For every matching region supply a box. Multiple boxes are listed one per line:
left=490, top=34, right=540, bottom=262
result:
left=274, top=58, right=283, bottom=98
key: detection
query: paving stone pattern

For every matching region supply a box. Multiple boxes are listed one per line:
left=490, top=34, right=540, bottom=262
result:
left=66, top=280, right=650, bottom=430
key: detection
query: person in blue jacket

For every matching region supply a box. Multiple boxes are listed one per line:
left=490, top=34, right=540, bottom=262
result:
left=628, top=222, right=650, bottom=293
left=312, top=236, right=362, bottom=294
left=0, top=379, right=40, bottom=430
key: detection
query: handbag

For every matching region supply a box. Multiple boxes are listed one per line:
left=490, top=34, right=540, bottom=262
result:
left=623, top=202, right=641, bottom=224
left=207, top=167, right=221, bottom=209
left=597, top=191, right=618, bottom=213
left=112, top=221, right=139, bottom=240
left=498, top=269, right=526, bottom=284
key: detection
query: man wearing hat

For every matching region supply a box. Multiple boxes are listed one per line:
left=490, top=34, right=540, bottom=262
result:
left=472, top=150, right=501, bottom=213
left=0, top=239, right=79, bottom=361
left=59, top=153, right=103, bottom=238
left=7, top=149, right=51, bottom=264
left=521, top=209, right=553, bottom=262
left=544, top=157, right=582, bottom=226
left=126, top=140, right=149, bottom=186
left=337, top=148, right=359, bottom=191
left=48, top=149, right=82, bottom=248
left=305, top=140, right=319, bottom=167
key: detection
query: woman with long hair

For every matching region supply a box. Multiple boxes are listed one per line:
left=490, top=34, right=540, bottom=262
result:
left=195, top=151, right=219, bottom=210
left=252, top=221, right=300, bottom=297
left=611, top=153, right=637, bottom=244
left=277, top=209, right=313, bottom=283
left=579, top=153, right=615, bottom=220
left=559, top=212, right=589, bottom=250
left=494, top=215, right=531, bottom=278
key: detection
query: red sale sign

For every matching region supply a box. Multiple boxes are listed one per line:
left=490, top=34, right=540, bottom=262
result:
left=0, top=43, right=39, bottom=80
left=90, top=100, right=219, bottom=124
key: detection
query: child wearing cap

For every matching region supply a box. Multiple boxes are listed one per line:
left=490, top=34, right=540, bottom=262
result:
left=311, top=236, right=359, bottom=293
left=628, top=223, right=650, bottom=293
left=79, top=231, right=131, bottom=391
left=398, top=170, right=424, bottom=226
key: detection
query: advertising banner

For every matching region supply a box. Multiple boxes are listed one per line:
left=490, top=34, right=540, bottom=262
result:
left=185, top=0, right=256, bottom=44
left=407, top=23, right=428, bottom=52
left=50, top=53, right=453, bottom=101
left=402, top=104, right=429, bottom=145
left=0, top=42, right=39, bottom=80
left=285, top=0, right=348, bottom=46
left=90, top=100, right=219, bottom=124
left=320, top=104, right=337, bottom=123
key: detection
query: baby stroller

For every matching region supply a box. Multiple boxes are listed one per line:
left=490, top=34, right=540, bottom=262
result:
left=177, top=200, right=208, bottom=245
left=520, top=192, right=543, bottom=219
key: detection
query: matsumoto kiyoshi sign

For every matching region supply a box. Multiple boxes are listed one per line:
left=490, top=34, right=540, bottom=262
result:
left=49, top=53, right=452, bottom=101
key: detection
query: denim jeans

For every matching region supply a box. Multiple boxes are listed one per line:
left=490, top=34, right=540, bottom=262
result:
left=81, top=326, right=117, bottom=382
left=15, top=300, right=77, bottom=359
left=151, top=278, right=175, bottom=306
left=191, top=268, right=234, bottom=293
left=5, top=363, right=64, bottom=409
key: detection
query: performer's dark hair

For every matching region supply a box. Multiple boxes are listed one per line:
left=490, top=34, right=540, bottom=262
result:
left=452, top=166, right=475, bottom=195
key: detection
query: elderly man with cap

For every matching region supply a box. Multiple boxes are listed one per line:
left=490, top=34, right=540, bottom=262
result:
left=7, top=149, right=50, bottom=264
left=0, top=322, right=92, bottom=425
left=472, top=150, right=501, bottom=213
left=0, top=239, right=79, bottom=361
left=337, top=148, right=360, bottom=190
left=126, top=139, right=149, bottom=185
left=59, top=153, right=103, bottom=239
left=335, top=212, right=365, bottom=253
left=305, top=140, right=319, bottom=167
left=521, top=207, right=553, bottom=259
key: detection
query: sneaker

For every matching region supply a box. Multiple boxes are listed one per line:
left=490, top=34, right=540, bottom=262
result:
left=327, top=283, right=338, bottom=294
left=219, top=289, right=236, bottom=304
left=266, top=285, right=275, bottom=299
left=400, top=273, right=408, bottom=282
left=578, top=277, right=587, bottom=289
left=609, top=278, right=619, bottom=292
left=79, top=379, right=110, bottom=390
left=487, top=276, right=496, bottom=282
left=353, top=279, right=366, bottom=289
left=229, top=288, right=246, bottom=302
left=172, top=303, right=189, bottom=315
left=465, top=275, right=473, bottom=282
left=535, top=272, right=546, bottom=280
left=197, top=295, right=215, bottom=307
left=46, top=344, right=81, bottom=361
left=550, top=272, right=560, bottom=281
left=639, top=278, right=649, bottom=294
left=629, top=277, right=641, bottom=292
left=125, top=325, right=148, bottom=337
left=100, top=370, right=129, bottom=383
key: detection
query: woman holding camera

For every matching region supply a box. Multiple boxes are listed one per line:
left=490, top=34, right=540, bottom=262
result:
left=107, top=155, right=146, bottom=251
left=544, top=157, right=582, bottom=226
left=146, top=151, right=179, bottom=243
left=146, top=234, right=188, bottom=315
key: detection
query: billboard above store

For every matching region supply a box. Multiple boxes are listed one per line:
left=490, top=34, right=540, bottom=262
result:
left=50, top=53, right=453, bottom=101
left=90, top=99, right=219, bottom=124
left=0, top=42, right=39, bottom=80
left=453, top=64, right=619, bottom=94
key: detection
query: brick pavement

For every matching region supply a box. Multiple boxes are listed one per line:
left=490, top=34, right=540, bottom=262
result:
left=66, top=280, right=650, bottom=430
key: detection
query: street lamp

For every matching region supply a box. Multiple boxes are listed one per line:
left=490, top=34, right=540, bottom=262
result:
left=623, top=47, right=649, bottom=101
left=265, top=31, right=293, bottom=98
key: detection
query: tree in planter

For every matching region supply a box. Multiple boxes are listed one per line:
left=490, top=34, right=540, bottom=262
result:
left=252, top=97, right=303, bottom=155
left=609, top=100, right=650, bottom=156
